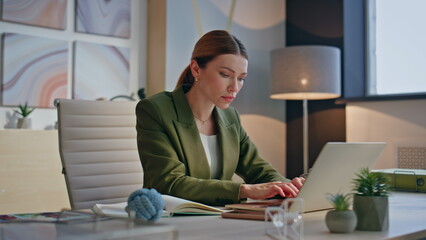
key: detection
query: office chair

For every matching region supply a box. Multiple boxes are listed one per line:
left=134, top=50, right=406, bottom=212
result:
left=56, top=99, right=143, bottom=210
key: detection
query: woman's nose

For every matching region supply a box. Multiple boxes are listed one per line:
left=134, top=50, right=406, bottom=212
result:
left=228, top=79, right=240, bottom=93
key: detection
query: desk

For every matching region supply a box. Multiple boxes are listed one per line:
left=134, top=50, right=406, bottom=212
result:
left=160, top=192, right=425, bottom=240
left=1, top=192, right=424, bottom=239
left=0, top=218, right=177, bottom=240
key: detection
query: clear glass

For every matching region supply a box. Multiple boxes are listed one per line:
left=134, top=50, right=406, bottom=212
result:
left=265, top=198, right=304, bottom=240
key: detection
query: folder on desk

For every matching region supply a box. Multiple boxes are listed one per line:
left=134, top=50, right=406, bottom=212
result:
left=372, top=168, right=426, bottom=192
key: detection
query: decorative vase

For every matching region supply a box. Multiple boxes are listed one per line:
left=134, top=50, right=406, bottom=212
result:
left=325, top=210, right=357, bottom=233
left=353, top=195, right=389, bottom=231
left=17, top=117, right=32, bottom=129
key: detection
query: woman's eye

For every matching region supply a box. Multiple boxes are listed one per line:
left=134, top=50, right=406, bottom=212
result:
left=220, top=72, right=230, bottom=78
left=238, top=77, right=246, bottom=81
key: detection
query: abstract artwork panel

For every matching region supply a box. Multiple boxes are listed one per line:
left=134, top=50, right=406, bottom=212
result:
left=1, top=0, right=67, bottom=29
left=1, top=33, right=68, bottom=108
left=74, top=41, right=130, bottom=100
left=76, top=0, right=131, bottom=38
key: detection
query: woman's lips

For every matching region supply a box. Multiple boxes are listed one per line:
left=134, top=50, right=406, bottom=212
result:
left=222, top=96, right=235, bottom=102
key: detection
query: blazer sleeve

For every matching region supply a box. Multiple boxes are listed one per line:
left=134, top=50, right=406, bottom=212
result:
left=136, top=99, right=242, bottom=206
left=232, top=108, right=291, bottom=184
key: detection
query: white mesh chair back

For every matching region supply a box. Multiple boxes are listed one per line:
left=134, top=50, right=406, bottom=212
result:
left=56, top=99, right=143, bottom=210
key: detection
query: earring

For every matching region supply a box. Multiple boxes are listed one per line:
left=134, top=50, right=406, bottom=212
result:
left=195, top=77, right=199, bottom=82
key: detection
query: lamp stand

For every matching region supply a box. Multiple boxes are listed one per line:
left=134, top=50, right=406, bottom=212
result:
left=302, top=99, right=309, bottom=174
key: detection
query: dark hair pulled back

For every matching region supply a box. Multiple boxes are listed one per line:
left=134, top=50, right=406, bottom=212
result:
left=175, top=30, right=248, bottom=89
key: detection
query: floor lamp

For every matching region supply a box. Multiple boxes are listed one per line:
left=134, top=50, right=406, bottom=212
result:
left=270, top=46, right=341, bottom=175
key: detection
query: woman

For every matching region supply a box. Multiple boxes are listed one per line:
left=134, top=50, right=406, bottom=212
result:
left=136, top=30, right=304, bottom=206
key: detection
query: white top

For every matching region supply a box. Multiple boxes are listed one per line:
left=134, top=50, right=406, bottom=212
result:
left=199, top=134, right=221, bottom=179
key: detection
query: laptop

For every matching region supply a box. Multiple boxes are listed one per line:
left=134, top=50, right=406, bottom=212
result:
left=291, top=142, right=386, bottom=213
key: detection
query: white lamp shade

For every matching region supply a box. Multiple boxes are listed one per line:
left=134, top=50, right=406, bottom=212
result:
left=270, top=46, right=341, bottom=100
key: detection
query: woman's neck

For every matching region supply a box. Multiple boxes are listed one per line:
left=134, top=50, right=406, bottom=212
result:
left=185, top=87, right=215, bottom=121
left=185, top=86, right=217, bottom=135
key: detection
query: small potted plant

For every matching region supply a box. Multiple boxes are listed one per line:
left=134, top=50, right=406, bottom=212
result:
left=352, top=167, right=390, bottom=231
left=325, top=192, right=357, bottom=233
left=14, top=102, right=35, bottom=129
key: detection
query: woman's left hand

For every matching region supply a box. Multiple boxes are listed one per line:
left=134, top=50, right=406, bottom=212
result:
left=290, top=177, right=305, bottom=190
left=239, top=177, right=305, bottom=200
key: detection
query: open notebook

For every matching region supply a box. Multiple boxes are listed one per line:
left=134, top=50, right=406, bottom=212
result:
left=93, top=195, right=225, bottom=217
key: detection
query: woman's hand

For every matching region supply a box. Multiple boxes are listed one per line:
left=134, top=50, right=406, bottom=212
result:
left=290, top=177, right=304, bottom=190
left=239, top=177, right=305, bottom=200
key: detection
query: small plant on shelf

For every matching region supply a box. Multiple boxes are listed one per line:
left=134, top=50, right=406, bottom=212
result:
left=14, top=102, right=35, bottom=129
left=14, top=102, right=35, bottom=118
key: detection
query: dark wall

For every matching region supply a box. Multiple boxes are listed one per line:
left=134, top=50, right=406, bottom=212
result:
left=285, top=0, right=346, bottom=178
left=343, top=0, right=366, bottom=98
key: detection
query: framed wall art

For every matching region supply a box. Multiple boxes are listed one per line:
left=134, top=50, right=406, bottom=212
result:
left=1, top=0, right=67, bottom=30
left=1, top=33, right=68, bottom=108
left=75, top=0, right=130, bottom=38
left=73, top=41, right=130, bottom=100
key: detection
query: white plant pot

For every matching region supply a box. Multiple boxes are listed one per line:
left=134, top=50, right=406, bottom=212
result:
left=17, top=117, right=32, bottom=129
left=325, top=210, right=357, bottom=233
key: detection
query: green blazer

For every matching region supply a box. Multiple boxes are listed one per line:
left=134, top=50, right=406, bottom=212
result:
left=136, top=86, right=288, bottom=206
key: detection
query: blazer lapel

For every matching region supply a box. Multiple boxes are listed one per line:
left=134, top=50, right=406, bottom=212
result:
left=215, top=108, right=239, bottom=180
left=172, top=88, right=210, bottom=179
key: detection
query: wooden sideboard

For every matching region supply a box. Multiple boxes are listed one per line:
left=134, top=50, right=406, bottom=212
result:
left=0, top=129, right=70, bottom=214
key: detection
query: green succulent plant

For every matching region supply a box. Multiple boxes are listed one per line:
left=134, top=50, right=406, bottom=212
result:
left=353, top=168, right=390, bottom=196
left=14, top=102, right=35, bottom=118
left=327, top=193, right=352, bottom=211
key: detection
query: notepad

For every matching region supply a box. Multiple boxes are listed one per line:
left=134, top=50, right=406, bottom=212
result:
left=221, top=199, right=284, bottom=221
left=224, top=199, right=283, bottom=212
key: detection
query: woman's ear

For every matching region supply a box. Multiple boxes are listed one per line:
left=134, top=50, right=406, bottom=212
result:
left=189, top=60, right=200, bottom=78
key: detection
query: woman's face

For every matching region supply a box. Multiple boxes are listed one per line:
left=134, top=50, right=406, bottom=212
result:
left=194, top=54, right=248, bottom=109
